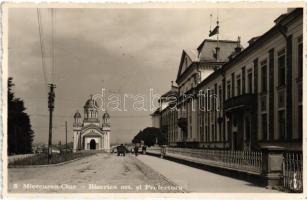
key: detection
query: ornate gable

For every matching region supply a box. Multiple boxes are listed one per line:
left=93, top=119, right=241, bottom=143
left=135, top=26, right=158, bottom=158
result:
left=176, top=50, right=198, bottom=84
left=82, top=129, right=103, bottom=137
left=81, top=124, right=104, bottom=136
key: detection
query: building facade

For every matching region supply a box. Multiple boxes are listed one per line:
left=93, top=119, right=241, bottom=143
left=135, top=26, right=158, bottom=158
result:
left=73, top=95, right=111, bottom=152
left=151, top=8, right=303, bottom=151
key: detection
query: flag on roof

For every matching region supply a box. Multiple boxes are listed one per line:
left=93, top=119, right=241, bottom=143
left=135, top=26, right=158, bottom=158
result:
left=209, top=25, right=219, bottom=37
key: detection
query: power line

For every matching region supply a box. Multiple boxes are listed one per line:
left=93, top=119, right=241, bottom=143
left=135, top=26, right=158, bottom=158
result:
left=36, top=8, right=48, bottom=93
left=51, top=8, right=57, bottom=84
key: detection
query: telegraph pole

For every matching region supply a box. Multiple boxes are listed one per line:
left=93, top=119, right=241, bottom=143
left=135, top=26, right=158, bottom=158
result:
left=48, top=84, right=56, bottom=163
left=65, top=121, right=67, bottom=153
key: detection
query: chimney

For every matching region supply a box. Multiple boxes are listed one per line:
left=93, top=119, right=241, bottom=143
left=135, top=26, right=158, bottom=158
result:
left=235, top=36, right=242, bottom=53
left=215, top=47, right=220, bottom=61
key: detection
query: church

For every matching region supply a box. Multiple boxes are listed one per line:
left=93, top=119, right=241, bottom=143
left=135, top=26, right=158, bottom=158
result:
left=72, top=95, right=111, bottom=152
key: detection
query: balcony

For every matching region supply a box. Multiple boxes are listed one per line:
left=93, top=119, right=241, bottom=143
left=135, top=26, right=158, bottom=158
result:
left=224, top=94, right=257, bottom=112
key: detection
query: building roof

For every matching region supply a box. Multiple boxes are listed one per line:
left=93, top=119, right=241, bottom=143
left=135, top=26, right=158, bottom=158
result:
left=197, top=8, right=302, bottom=89
left=161, top=85, right=178, bottom=98
left=176, top=39, right=240, bottom=83
left=184, top=49, right=199, bottom=62
left=197, top=39, right=242, bottom=62
left=150, top=108, right=161, bottom=116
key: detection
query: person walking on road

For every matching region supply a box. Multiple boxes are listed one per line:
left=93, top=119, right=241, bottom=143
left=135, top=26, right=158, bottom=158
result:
left=134, top=145, right=139, bottom=157
left=142, top=145, right=147, bottom=154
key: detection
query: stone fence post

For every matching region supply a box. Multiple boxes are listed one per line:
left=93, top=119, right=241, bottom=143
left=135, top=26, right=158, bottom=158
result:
left=261, top=146, right=285, bottom=187
left=160, top=146, right=167, bottom=158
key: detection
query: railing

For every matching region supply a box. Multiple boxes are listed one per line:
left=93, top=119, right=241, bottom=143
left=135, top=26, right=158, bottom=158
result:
left=283, top=152, right=303, bottom=192
left=147, top=147, right=263, bottom=174
left=8, top=154, right=35, bottom=164
left=146, top=147, right=162, bottom=156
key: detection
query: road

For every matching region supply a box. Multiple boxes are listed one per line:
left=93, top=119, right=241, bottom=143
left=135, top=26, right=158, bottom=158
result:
left=8, top=153, right=183, bottom=193
left=8, top=153, right=281, bottom=193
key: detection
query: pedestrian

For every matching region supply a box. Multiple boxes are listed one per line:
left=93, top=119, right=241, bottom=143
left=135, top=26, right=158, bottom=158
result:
left=134, top=145, right=139, bottom=157
left=142, top=145, right=147, bottom=155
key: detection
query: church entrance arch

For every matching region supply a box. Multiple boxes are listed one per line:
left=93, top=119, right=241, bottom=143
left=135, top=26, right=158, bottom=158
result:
left=90, top=139, right=96, bottom=150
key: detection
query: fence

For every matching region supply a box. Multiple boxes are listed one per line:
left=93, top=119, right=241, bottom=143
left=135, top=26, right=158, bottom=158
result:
left=147, top=147, right=263, bottom=174
left=283, top=152, right=303, bottom=192
left=8, top=154, right=35, bottom=164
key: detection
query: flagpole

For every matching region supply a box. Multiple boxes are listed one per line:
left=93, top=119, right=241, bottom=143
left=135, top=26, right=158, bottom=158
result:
left=216, top=9, right=219, bottom=49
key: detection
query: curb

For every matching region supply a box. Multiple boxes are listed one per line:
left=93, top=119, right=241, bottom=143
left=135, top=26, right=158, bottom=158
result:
left=134, top=155, right=188, bottom=193
left=8, top=154, right=97, bottom=168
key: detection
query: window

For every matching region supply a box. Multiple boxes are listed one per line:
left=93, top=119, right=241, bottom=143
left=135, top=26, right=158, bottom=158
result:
left=242, top=67, right=246, bottom=94
left=278, top=110, right=286, bottom=140
left=205, top=125, right=208, bottom=142
left=298, top=105, right=302, bottom=139
left=236, top=75, right=241, bottom=96
left=261, top=60, right=267, bottom=92
left=218, top=85, right=222, bottom=111
left=200, top=92, right=205, bottom=111
left=232, top=73, right=235, bottom=97
left=298, top=83, right=302, bottom=103
left=189, top=103, right=192, bottom=123
left=261, top=96, right=267, bottom=111
left=247, top=71, right=253, bottom=93
left=208, top=89, right=211, bottom=111
left=262, top=114, right=267, bottom=140
left=227, top=81, right=231, bottom=99
left=278, top=90, right=285, bottom=108
left=212, top=124, right=215, bottom=142
left=219, top=122, right=223, bottom=142
left=278, top=49, right=286, bottom=86
left=298, top=36, right=303, bottom=78
left=200, top=126, right=204, bottom=141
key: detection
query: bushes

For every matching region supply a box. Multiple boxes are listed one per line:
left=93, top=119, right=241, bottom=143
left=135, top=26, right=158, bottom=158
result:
left=132, top=127, right=167, bottom=146
left=9, top=151, right=95, bottom=166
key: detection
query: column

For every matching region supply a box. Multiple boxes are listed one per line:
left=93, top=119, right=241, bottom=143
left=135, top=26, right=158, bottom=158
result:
left=104, top=132, right=107, bottom=150
left=73, top=131, right=77, bottom=152
left=268, top=48, right=275, bottom=140
left=286, top=35, right=293, bottom=139
left=107, top=132, right=110, bottom=151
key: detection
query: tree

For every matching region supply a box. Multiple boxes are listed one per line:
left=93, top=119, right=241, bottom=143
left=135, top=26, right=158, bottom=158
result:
left=8, top=77, right=34, bottom=155
left=132, top=127, right=166, bottom=147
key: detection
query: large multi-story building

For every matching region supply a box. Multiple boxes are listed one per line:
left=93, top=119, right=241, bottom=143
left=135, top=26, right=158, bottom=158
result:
left=151, top=8, right=303, bottom=151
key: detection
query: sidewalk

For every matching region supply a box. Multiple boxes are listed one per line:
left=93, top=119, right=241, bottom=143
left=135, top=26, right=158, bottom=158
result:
left=137, top=155, right=281, bottom=193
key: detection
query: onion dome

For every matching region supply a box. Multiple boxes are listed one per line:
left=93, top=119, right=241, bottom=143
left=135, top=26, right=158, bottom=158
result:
left=84, top=95, right=99, bottom=109
left=102, top=111, right=110, bottom=124
left=74, top=110, right=81, bottom=118
left=103, top=112, right=110, bottom=120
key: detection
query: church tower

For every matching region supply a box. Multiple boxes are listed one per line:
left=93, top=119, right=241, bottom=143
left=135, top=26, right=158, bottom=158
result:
left=73, top=110, right=82, bottom=152
left=102, top=111, right=111, bottom=152
left=83, top=94, right=99, bottom=126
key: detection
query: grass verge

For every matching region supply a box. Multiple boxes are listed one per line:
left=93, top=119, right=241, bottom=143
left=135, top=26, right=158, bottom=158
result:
left=8, top=151, right=96, bottom=167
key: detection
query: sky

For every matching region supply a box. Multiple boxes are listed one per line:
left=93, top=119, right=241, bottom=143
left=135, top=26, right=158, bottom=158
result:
left=8, top=7, right=287, bottom=145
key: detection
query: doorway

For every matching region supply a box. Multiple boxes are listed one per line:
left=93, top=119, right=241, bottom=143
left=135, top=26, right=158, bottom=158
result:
left=244, top=115, right=251, bottom=151
left=90, top=139, right=96, bottom=150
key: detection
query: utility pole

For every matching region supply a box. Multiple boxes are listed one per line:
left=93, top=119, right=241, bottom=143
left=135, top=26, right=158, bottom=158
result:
left=65, top=121, right=67, bottom=153
left=48, top=84, right=56, bottom=163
